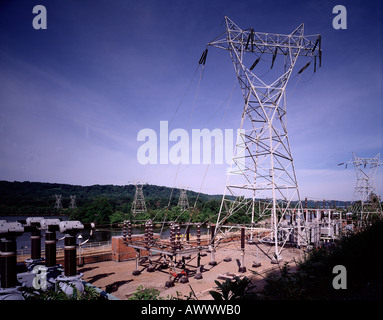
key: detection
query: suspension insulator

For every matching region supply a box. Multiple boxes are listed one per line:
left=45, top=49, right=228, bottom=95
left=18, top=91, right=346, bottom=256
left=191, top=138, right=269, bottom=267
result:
left=245, top=28, right=254, bottom=51
left=298, top=62, right=311, bottom=74
left=271, top=47, right=277, bottom=69
left=312, top=38, right=319, bottom=52
left=250, top=57, right=260, bottom=71
left=199, top=49, right=208, bottom=65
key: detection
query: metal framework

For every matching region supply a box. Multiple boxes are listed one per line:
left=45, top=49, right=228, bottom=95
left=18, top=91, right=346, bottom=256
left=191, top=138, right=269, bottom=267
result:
left=69, top=195, right=77, bottom=209
left=339, top=152, right=383, bottom=222
left=54, top=194, right=63, bottom=209
left=207, top=17, right=322, bottom=261
left=177, top=188, right=190, bottom=212
left=122, top=220, right=209, bottom=284
left=132, top=183, right=147, bottom=216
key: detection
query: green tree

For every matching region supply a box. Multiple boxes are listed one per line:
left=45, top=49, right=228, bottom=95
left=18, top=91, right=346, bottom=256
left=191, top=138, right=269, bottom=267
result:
left=258, top=219, right=383, bottom=300
left=110, top=211, right=128, bottom=224
left=80, top=197, right=114, bottom=224
left=209, top=276, right=257, bottom=300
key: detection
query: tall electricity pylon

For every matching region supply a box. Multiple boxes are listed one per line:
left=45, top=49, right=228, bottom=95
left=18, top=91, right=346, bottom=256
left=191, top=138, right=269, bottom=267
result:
left=339, top=152, right=383, bottom=221
left=69, top=195, right=77, bottom=209
left=54, top=194, right=63, bottom=209
left=206, top=17, right=322, bottom=261
left=177, top=188, right=190, bottom=212
left=132, top=183, right=147, bottom=217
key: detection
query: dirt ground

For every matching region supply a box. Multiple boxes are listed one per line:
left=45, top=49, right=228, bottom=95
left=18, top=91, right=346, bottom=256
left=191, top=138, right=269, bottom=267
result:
left=78, top=241, right=303, bottom=300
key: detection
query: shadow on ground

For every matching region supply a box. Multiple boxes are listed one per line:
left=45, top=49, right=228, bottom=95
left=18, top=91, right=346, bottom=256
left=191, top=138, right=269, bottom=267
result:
left=105, top=280, right=133, bottom=293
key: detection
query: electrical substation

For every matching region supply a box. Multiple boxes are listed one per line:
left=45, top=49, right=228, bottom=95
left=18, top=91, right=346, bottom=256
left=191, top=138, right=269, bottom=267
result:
left=1, top=17, right=382, bottom=300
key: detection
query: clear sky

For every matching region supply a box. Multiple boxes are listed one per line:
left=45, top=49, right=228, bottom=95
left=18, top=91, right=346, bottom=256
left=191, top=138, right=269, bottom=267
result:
left=0, top=0, right=382, bottom=201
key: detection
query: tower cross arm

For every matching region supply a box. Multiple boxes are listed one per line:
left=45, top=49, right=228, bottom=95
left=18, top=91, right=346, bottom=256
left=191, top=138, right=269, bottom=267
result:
left=207, top=17, right=322, bottom=58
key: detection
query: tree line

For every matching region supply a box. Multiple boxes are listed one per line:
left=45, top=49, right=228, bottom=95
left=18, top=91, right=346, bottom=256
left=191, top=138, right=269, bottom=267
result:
left=0, top=180, right=249, bottom=225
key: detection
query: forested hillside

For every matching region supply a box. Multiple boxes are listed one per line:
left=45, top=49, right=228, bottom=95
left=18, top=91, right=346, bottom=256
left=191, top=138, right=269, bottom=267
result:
left=0, top=180, right=230, bottom=224
left=0, top=180, right=356, bottom=225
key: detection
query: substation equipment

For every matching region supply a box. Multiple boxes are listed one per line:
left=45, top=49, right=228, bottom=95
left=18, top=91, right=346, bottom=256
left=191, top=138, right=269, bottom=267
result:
left=338, top=152, right=383, bottom=224
left=3, top=17, right=373, bottom=299
left=120, top=17, right=360, bottom=278
left=0, top=218, right=95, bottom=300
left=121, top=220, right=212, bottom=287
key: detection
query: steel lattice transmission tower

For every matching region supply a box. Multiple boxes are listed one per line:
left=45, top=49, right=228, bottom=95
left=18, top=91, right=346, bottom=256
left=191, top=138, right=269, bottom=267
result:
left=54, top=194, right=63, bottom=209
left=69, top=195, right=77, bottom=209
left=177, top=188, right=190, bottom=212
left=339, top=152, right=383, bottom=221
left=207, top=17, right=322, bottom=261
left=132, top=183, right=147, bottom=217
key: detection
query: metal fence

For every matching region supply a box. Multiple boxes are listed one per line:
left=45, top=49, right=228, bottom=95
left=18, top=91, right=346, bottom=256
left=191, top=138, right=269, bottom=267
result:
left=17, top=241, right=111, bottom=258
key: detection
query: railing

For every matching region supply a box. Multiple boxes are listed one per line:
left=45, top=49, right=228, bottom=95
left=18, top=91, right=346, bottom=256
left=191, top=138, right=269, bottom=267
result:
left=17, top=241, right=111, bottom=258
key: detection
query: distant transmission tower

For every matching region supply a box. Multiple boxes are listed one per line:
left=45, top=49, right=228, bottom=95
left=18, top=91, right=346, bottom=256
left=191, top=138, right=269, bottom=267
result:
left=338, top=152, right=383, bottom=221
left=206, top=17, right=322, bottom=262
left=54, top=194, right=63, bottom=209
left=132, top=183, right=147, bottom=216
left=177, top=188, right=190, bottom=212
left=69, top=195, right=77, bottom=209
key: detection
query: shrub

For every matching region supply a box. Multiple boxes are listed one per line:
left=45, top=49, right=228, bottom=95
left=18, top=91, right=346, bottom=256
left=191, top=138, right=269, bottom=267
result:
left=128, top=285, right=163, bottom=300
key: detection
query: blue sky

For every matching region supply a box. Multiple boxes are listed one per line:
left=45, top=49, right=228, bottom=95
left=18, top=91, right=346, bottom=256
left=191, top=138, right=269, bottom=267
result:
left=0, top=0, right=382, bottom=201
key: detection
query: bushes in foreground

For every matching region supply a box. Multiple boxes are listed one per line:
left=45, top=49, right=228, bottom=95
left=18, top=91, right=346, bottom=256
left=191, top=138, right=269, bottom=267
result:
left=258, top=219, right=383, bottom=300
